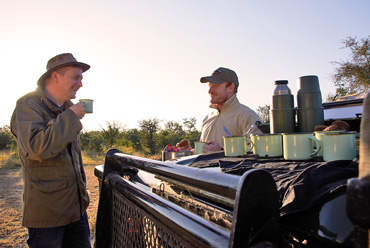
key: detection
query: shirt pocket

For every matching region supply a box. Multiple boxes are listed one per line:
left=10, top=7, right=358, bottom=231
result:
left=27, top=149, right=72, bottom=168
left=30, top=179, right=68, bottom=193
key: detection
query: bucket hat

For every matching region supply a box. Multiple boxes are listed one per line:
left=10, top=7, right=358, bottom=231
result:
left=200, top=67, right=239, bottom=86
left=37, top=53, right=90, bottom=86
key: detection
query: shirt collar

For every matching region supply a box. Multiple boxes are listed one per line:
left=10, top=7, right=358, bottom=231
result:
left=47, top=97, right=65, bottom=111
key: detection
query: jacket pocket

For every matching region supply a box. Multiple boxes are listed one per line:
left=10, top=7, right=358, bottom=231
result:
left=30, top=179, right=68, bottom=193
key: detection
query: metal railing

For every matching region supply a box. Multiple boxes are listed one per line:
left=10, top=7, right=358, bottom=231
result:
left=94, top=149, right=280, bottom=248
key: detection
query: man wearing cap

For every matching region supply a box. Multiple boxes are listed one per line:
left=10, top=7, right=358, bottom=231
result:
left=178, top=67, right=261, bottom=153
left=11, top=53, right=91, bottom=247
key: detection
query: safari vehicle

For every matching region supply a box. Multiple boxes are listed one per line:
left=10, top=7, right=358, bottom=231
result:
left=93, top=92, right=369, bottom=248
left=323, top=92, right=365, bottom=132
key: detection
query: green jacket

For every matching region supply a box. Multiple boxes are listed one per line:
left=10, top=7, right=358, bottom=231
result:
left=10, top=87, right=89, bottom=228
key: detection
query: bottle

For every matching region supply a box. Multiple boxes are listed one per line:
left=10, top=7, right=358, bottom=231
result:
left=270, top=80, right=295, bottom=133
left=297, top=75, right=324, bottom=132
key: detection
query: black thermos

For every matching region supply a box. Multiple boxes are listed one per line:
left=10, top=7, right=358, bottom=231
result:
left=297, top=75, right=324, bottom=132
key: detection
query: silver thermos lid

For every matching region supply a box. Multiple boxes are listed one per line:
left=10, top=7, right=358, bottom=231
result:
left=273, top=80, right=291, bottom=95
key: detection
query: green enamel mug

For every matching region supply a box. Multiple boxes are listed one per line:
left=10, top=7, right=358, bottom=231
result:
left=282, top=133, right=321, bottom=160
left=250, top=134, right=258, bottom=155
left=255, top=133, right=282, bottom=158
left=320, top=131, right=356, bottom=162
left=194, top=142, right=207, bottom=154
left=79, top=99, right=94, bottom=113
left=223, top=136, right=253, bottom=157
left=314, top=131, right=342, bottom=157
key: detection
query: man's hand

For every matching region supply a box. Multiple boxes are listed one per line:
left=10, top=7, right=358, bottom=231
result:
left=69, top=102, right=86, bottom=119
left=203, top=140, right=222, bottom=153
left=176, top=139, right=192, bottom=151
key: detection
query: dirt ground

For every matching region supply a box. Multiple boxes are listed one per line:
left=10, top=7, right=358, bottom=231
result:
left=0, top=165, right=100, bottom=248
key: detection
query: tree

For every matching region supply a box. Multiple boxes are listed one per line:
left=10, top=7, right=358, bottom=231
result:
left=331, top=36, right=370, bottom=94
left=164, top=121, right=185, bottom=136
left=256, top=104, right=270, bottom=123
left=182, top=117, right=201, bottom=146
left=157, top=121, right=186, bottom=149
left=80, top=130, right=104, bottom=152
left=325, top=86, right=350, bottom=102
left=183, top=117, right=197, bottom=133
left=122, top=128, right=141, bottom=151
left=101, top=121, right=124, bottom=149
left=138, top=118, right=161, bottom=155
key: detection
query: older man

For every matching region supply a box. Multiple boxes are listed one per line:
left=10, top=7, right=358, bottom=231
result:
left=178, top=67, right=261, bottom=153
left=11, top=53, right=91, bottom=248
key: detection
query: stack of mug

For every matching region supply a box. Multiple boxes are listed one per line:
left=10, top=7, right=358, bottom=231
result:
left=247, top=131, right=357, bottom=162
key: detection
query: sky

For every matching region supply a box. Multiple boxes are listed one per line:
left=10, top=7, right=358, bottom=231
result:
left=1, top=0, right=369, bottom=131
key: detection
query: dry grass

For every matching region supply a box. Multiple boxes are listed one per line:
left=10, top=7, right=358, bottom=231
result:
left=0, top=169, right=26, bottom=247
left=0, top=147, right=161, bottom=247
left=0, top=150, right=21, bottom=169
left=0, top=164, right=101, bottom=247
left=85, top=164, right=101, bottom=246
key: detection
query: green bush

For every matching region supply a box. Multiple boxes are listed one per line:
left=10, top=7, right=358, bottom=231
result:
left=0, top=117, right=202, bottom=161
left=80, top=131, right=104, bottom=152
left=3, top=153, right=21, bottom=169
left=0, top=126, right=15, bottom=150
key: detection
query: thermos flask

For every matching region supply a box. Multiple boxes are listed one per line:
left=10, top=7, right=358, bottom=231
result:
left=270, top=80, right=295, bottom=133
left=297, top=75, right=324, bottom=132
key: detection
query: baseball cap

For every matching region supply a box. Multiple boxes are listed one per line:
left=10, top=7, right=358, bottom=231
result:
left=200, top=67, right=239, bottom=86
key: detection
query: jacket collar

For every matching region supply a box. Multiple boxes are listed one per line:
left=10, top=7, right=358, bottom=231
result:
left=36, top=87, right=73, bottom=113
left=209, top=94, right=238, bottom=113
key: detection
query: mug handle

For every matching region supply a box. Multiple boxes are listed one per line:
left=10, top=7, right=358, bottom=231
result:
left=309, top=136, right=321, bottom=156
left=245, top=138, right=254, bottom=153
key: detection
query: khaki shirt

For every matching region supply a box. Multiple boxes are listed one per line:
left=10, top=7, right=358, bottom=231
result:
left=200, top=94, right=262, bottom=147
left=10, top=87, right=89, bottom=228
